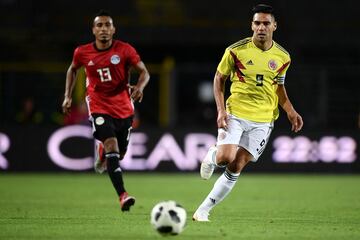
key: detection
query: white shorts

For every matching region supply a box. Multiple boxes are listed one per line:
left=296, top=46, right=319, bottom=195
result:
left=216, top=114, right=274, bottom=162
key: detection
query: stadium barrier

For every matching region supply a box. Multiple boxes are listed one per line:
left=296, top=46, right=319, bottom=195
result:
left=0, top=125, right=358, bottom=172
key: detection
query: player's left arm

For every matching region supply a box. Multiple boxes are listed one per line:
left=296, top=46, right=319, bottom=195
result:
left=276, top=85, right=303, bottom=132
left=128, top=61, right=150, bottom=103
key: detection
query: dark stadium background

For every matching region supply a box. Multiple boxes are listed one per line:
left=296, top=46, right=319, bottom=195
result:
left=0, top=0, right=359, bottom=172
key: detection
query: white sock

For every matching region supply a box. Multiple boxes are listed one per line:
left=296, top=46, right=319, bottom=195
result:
left=211, top=147, right=226, bottom=168
left=209, top=147, right=217, bottom=165
left=198, top=168, right=240, bottom=213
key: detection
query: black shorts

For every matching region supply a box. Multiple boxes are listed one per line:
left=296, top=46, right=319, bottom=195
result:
left=91, top=114, right=133, bottom=153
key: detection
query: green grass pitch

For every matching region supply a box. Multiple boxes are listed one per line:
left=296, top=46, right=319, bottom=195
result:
left=0, top=173, right=359, bottom=239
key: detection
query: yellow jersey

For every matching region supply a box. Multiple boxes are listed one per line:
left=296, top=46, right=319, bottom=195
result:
left=217, top=37, right=291, bottom=122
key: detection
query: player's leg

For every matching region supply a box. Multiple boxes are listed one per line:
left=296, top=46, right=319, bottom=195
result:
left=227, top=147, right=253, bottom=173
left=114, top=117, right=135, bottom=211
left=194, top=121, right=273, bottom=221
left=206, top=121, right=273, bottom=214
left=194, top=144, right=238, bottom=221
left=201, top=147, right=252, bottom=215
left=193, top=147, right=252, bottom=222
left=200, top=145, right=217, bottom=180
left=94, top=140, right=106, bottom=173
left=207, top=121, right=272, bottom=217
left=237, top=120, right=273, bottom=167
left=103, top=136, right=127, bottom=200
left=91, top=114, right=130, bottom=211
left=200, top=116, right=243, bottom=180
left=200, top=143, right=239, bottom=180
left=194, top=115, right=243, bottom=221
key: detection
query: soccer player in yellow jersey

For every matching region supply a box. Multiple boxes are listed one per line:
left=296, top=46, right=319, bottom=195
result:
left=193, top=4, right=303, bottom=221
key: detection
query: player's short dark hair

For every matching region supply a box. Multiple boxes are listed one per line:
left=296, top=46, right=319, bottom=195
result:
left=252, top=4, right=275, bottom=20
left=95, top=9, right=112, bottom=18
left=93, top=9, right=113, bottom=27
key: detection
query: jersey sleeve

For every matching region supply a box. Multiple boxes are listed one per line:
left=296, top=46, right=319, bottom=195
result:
left=126, top=44, right=141, bottom=66
left=72, top=47, right=82, bottom=68
left=217, top=48, right=234, bottom=76
left=276, top=57, right=291, bottom=85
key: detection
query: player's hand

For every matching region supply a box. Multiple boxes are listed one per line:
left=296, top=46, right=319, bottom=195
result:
left=217, top=110, right=228, bottom=130
left=62, top=96, right=72, bottom=115
left=287, top=109, right=303, bottom=132
left=127, top=84, right=144, bottom=103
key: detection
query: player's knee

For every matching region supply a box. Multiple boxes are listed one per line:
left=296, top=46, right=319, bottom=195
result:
left=103, top=137, right=119, bottom=153
left=216, top=151, right=235, bottom=165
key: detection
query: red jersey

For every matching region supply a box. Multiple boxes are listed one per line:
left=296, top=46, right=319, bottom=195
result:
left=72, top=40, right=141, bottom=119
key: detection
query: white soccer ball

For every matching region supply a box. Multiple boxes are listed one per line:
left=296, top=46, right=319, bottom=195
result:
left=150, top=200, right=187, bottom=235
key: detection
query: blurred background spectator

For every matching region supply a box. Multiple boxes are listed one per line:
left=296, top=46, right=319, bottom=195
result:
left=15, top=96, right=43, bottom=124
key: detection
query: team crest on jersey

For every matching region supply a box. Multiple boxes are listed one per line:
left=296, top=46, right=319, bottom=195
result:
left=95, top=116, right=105, bottom=125
left=268, top=59, right=277, bottom=70
left=110, top=55, right=120, bottom=64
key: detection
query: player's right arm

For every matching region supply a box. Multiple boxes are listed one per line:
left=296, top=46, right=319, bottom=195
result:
left=214, top=71, right=229, bottom=129
left=62, top=61, right=80, bottom=114
left=215, top=48, right=233, bottom=129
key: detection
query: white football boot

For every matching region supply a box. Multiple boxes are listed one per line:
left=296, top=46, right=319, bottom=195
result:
left=200, top=146, right=217, bottom=180
left=192, top=208, right=210, bottom=222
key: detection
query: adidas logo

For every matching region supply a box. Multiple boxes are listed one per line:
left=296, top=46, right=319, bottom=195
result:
left=88, top=60, right=94, bottom=66
left=246, top=60, right=254, bottom=65
left=209, top=198, right=216, bottom=204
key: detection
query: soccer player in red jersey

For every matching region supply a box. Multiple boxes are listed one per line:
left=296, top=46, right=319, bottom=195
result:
left=62, top=10, right=150, bottom=212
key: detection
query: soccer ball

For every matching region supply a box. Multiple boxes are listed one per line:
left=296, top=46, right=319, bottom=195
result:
left=150, top=200, right=187, bottom=235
